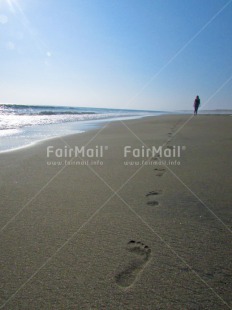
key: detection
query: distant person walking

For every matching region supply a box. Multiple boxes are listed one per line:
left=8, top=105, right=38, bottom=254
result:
left=194, top=95, right=200, bottom=115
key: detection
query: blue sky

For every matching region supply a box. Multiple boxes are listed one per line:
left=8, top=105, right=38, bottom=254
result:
left=0, top=0, right=231, bottom=111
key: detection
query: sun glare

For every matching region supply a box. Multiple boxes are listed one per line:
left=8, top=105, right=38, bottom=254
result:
left=4, top=0, right=19, bottom=13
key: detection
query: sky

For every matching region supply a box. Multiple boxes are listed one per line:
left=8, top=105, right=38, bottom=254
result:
left=0, top=0, right=232, bottom=111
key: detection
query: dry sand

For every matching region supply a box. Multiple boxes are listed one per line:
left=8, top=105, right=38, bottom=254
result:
left=0, top=115, right=232, bottom=309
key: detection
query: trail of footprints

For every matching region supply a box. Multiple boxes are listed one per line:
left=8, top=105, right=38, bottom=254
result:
left=115, top=129, right=173, bottom=288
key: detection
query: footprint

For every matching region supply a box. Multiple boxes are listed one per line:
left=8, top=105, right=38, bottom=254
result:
left=152, top=157, right=160, bottom=161
left=151, top=152, right=161, bottom=160
left=146, top=190, right=163, bottom=196
left=147, top=201, right=159, bottom=206
left=115, top=241, right=151, bottom=288
left=156, top=173, right=165, bottom=177
left=151, top=155, right=163, bottom=162
left=154, top=168, right=165, bottom=171
left=154, top=168, right=166, bottom=177
left=146, top=190, right=162, bottom=205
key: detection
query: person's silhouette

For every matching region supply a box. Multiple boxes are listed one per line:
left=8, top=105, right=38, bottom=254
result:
left=194, top=95, right=200, bottom=115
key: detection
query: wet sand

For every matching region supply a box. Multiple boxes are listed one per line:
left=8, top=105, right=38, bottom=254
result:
left=0, top=115, right=232, bottom=309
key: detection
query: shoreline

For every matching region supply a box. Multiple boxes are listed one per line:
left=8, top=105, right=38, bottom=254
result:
left=0, top=114, right=231, bottom=309
left=0, top=114, right=158, bottom=154
left=1, top=110, right=231, bottom=154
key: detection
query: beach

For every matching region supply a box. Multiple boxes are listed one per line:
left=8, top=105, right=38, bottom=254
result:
left=0, top=114, right=232, bottom=309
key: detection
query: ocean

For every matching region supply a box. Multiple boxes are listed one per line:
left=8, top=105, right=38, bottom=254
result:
left=0, top=104, right=164, bottom=152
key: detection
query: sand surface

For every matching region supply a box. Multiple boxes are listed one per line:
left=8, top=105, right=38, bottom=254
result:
left=0, top=115, right=232, bottom=309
